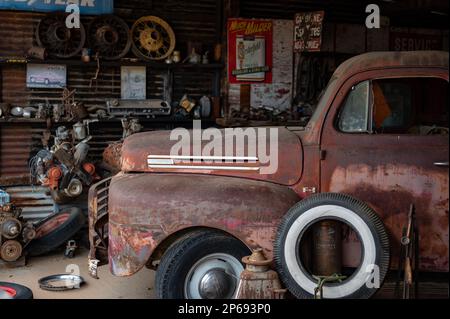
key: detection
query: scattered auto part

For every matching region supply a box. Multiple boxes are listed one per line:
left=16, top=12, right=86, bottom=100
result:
left=64, top=240, right=78, bottom=259
left=199, top=96, right=212, bottom=118
left=22, top=107, right=37, bottom=118
left=155, top=230, right=250, bottom=299
left=10, top=106, right=23, bottom=117
left=38, top=274, right=85, bottom=291
left=179, top=95, right=196, bottom=113
left=88, top=258, right=100, bottom=279
left=235, top=248, right=285, bottom=299
left=87, top=15, right=131, bottom=60
left=184, top=48, right=201, bottom=64
left=121, top=118, right=143, bottom=139
left=131, top=16, right=176, bottom=61
left=106, top=99, right=171, bottom=117
left=26, top=46, right=47, bottom=60
left=0, top=203, right=36, bottom=262
left=274, top=193, right=390, bottom=299
left=26, top=208, right=85, bottom=257
left=36, top=13, right=86, bottom=58
left=0, top=282, right=33, bottom=299
left=29, top=125, right=98, bottom=204
left=1, top=218, right=22, bottom=239
left=0, top=190, right=10, bottom=206
left=72, top=122, right=87, bottom=140
left=70, top=102, right=89, bottom=122
left=0, top=240, right=22, bottom=262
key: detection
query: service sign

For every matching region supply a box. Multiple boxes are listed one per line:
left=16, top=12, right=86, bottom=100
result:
left=228, top=18, right=273, bottom=84
left=294, top=11, right=324, bottom=52
left=0, top=0, right=113, bottom=15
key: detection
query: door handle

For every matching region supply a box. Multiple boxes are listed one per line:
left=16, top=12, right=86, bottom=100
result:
left=434, top=162, right=449, bottom=167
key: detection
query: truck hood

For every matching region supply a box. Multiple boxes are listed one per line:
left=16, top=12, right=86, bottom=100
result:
left=121, top=127, right=303, bottom=186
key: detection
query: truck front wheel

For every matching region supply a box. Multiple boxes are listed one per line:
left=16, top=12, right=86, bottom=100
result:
left=155, top=230, right=250, bottom=299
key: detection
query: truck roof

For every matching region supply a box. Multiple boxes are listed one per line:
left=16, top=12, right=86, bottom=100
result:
left=334, top=51, right=448, bottom=79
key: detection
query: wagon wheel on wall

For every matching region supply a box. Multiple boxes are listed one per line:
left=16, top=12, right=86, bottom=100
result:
left=87, top=15, right=131, bottom=60
left=131, top=16, right=176, bottom=61
left=36, top=13, right=86, bottom=59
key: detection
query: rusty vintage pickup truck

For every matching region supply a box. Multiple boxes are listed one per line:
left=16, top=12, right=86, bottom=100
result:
left=89, top=51, right=448, bottom=299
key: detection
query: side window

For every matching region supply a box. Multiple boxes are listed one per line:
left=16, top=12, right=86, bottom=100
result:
left=337, top=77, right=449, bottom=135
left=337, top=81, right=370, bottom=133
left=372, top=78, right=449, bottom=135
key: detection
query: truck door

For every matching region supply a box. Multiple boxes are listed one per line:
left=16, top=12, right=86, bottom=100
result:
left=320, top=68, right=449, bottom=272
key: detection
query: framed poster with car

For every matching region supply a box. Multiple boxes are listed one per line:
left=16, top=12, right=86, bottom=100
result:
left=26, top=64, right=67, bottom=89
left=228, top=19, right=273, bottom=84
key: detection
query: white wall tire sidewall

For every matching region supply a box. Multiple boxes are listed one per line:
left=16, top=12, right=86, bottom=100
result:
left=284, top=204, right=377, bottom=299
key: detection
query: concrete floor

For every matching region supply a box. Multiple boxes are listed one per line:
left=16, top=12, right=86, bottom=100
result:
left=0, top=248, right=156, bottom=299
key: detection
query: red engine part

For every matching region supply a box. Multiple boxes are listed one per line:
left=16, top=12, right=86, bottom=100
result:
left=46, top=166, right=63, bottom=190
left=83, top=163, right=96, bottom=175
left=83, top=163, right=100, bottom=181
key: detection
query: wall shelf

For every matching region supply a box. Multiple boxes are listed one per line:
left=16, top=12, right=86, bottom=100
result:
left=0, top=59, right=224, bottom=70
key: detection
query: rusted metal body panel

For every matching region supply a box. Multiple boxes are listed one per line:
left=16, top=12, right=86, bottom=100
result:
left=121, top=127, right=303, bottom=186
left=318, top=53, right=449, bottom=272
left=107, top=173, right=300, bottom=276
left=95, top=51, right=449, bottom=277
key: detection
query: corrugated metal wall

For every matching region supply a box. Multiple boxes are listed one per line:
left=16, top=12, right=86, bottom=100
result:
left=0, top=123, right=45, bottom=186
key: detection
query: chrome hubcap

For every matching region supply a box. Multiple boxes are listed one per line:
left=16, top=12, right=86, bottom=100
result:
left=198, top=268, right=235, bottom=299
left=184, top=253, right=244, bottom=299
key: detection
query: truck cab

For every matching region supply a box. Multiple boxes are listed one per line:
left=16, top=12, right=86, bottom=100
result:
left=89, top=51, right=448, bottom=299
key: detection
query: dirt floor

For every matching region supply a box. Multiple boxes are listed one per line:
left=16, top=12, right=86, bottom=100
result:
left=0, top=248, right=155, bottom=299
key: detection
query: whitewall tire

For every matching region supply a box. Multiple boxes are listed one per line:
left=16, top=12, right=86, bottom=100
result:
left=274, top=193, right=390, bottom=299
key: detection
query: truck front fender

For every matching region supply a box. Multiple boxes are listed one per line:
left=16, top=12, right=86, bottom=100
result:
left=108, top=173, right=300, bottom=276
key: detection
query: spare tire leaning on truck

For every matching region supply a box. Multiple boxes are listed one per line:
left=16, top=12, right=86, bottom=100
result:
left=274, top=193, right=390, bottom=299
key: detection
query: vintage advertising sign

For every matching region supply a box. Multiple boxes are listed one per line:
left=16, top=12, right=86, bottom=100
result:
left=27, top=64, right=67, bottom=88
left=294, top=11, right=325, bottom=52
left=121, top=66, right=146, bottom=100
left=0, top=0, right=113, bottom=15
left=228, top=19, right=273, bottom=84
left=390, top=31, right=443, bottom=51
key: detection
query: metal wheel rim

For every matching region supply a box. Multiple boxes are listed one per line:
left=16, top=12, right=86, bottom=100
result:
left=36, top=13, right=86, bottom=58
left=131, top=16, right=176, bottom=61
left=87, top=15, right=131, bottom=60
left=0, top=241, right=22, bottom=262
left=184, top=253, right=243, bottom=299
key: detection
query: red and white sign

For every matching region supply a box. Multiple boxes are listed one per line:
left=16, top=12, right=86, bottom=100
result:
left=228, top=19, right=273, bottom=84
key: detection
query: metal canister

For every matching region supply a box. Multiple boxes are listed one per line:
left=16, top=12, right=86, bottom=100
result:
left=73, top=122, right=87, bottom=140
left=312, top=221, right=342, bottom=276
